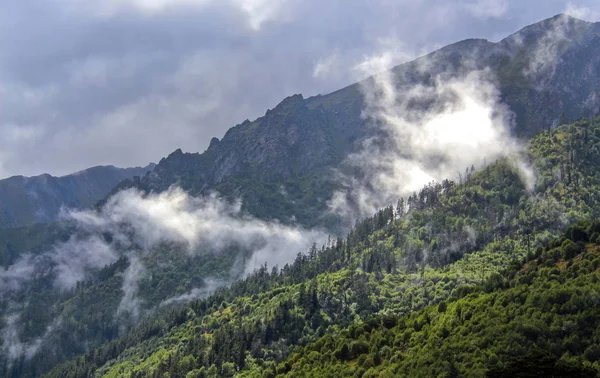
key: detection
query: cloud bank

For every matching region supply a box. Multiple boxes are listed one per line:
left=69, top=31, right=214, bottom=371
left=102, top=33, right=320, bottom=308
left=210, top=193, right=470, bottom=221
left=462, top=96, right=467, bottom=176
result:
left=329, top=55, right=535, bottom=221
left=70, top=187, right=326, bottom=272
left=1, top=187, right=326, bottom=358
left=160, top=277, right=229, bottom=306
left=2, top=187, right=325, bottom=296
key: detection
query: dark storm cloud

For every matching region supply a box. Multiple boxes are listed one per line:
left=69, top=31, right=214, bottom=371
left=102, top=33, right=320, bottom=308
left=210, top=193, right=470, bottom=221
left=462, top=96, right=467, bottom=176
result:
left=0, top=0, right=598, bottom=178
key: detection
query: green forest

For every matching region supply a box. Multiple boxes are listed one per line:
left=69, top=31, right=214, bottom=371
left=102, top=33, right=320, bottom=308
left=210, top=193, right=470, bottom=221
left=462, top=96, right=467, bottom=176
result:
left=5, top=117, right=593, bottom=377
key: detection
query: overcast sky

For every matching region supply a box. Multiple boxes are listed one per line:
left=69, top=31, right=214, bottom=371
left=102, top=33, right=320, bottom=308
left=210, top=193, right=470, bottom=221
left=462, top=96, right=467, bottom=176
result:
left=0, top=0, right=598, bottom=178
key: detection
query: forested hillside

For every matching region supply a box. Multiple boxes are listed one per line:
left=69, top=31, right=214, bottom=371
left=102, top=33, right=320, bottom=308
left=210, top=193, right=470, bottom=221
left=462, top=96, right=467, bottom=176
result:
left=32, top=117, right=600, bottom=378
left=2, top=14, right=600, bottom=378
left=253, top=221, right=600, bottom=377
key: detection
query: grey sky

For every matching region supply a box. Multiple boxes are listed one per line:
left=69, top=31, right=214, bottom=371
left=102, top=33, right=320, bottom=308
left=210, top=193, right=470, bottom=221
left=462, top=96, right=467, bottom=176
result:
left=0, top=0, right=598, bottom=178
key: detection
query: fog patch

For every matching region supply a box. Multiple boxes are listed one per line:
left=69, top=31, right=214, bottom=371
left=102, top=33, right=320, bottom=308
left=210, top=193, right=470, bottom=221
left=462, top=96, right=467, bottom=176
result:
left=0, top=255, right=37, bottom=296
left=0, top=237, right=118, bottom=298
left=564, top=3, right=600, bottom=22
left=52, top=236, right=119, bottom=290
left=329, top=61, right=534, bottom=222
left=518, top=14, right=592, bottom=86
left=69, top=188, right=325, bottom=260
left=1, top=187, right=326, bottom=360
left=116, top=256, right=145, bottom=321
left=65, top=186, right=327, bottom=306
left=1, top=314, right=61, bottom=361
left=160, top=278, right=229, bottom=307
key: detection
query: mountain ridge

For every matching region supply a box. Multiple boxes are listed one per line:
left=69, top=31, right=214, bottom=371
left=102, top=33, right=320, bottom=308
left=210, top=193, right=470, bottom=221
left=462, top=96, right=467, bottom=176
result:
left=105, top=14, right=600, bottom=230
left=2, top=14, right=600, bottom=377
left=0, top=163, right=155, bottom=228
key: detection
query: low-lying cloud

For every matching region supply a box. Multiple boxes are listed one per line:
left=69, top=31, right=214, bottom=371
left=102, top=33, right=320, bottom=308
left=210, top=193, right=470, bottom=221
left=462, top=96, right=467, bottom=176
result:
left=116, top=255, right=145, bottom=320
left=160, top=277, right=229, bottom=307
left=0, top=237, right=118, bottom=298
left=52, top=236, right=120, bottom=290
left=1, top=314, right=61, bottom=361
left=1, top=187, right=326, bottom=359
left=520, top=13, right=591, bottom=85
left=1, top=186, right=326, bottom=298
left=70, top=187, right=326, bottom=270
left=329, top=54, right=534, bottom=222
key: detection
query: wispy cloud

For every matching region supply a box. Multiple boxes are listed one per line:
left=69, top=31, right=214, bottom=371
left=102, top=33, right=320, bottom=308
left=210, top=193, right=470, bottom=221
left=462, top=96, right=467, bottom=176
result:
left=329, top=53, right=534, bottom=221
left=1, top=314, right=61, bottom=361
left=565, top=2, right=600, bottom=22
left=1, top=187, right=326, bottom=358
left=160, top=277, right=228, bottom=306
left=116, top=256, right=145, bottom=321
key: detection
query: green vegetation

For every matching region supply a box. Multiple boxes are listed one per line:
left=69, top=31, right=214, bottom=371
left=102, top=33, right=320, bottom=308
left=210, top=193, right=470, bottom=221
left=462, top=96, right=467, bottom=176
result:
left=18, top=117, right=599, bottom=378
left=3, top=15, right=600, bottom=376
left=257, top=222, right=600, bottom=377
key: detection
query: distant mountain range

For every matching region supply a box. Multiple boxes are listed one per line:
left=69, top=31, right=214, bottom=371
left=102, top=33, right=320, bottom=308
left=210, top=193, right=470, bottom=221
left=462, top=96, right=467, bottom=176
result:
left=0, top=164, right=155, bottom=228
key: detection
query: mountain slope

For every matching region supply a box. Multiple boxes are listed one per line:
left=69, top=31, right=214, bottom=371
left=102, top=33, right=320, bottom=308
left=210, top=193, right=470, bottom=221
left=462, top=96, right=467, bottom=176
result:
left=252, top=225, right=600, bottom=377
left=38, top=116, right=600, bottom=378
left=0, top=164, right=155, bottom=228
left=2, top=14, right=600, bottom=377
left=119, top=14, right=600, bottom=229
left=122, top=92, right=364, bottom=229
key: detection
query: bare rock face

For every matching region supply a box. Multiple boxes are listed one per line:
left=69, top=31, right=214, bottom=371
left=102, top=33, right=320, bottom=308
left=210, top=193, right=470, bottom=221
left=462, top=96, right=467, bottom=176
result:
left=131, top=92, right=364, bottom=228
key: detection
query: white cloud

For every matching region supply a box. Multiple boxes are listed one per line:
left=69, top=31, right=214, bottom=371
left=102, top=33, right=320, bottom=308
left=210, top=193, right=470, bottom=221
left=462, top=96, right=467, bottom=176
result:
left=70, top=187, right=326, bottom=272
left=329, top=63, right=534, bottom=221
left=1, top=185, right=327, bottom=359
left=234, top=0, right=294, bottom=30
left=313, top=52, right=340, bottom=79
left=2, top=186, right=325, bottom=298
left=116, top=256, right=145, bottom=320
left=160, top=277, right=228, bottom=306
left=521, top=13, right=591, bottom=84
left=0, top=236, right=119, bottom=297
left=0, top=255, right=37, bottom=295
left=462, top=0, right=509, bottom=20
left=314, top=38, right=420, bottom=84
left=52, top=236, right=119, bottom=290
left=564, top=2, right=600, bottom=22
left=1, top=314, right=61, bottom=361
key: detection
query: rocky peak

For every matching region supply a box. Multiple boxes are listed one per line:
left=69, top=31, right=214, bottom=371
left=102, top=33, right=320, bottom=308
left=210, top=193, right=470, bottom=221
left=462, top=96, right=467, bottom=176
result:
left=266, top=94, right=305, bottom=116
left=207, top=137, right=220, bottom=151
left=500, top=13, right=593, bottom=50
